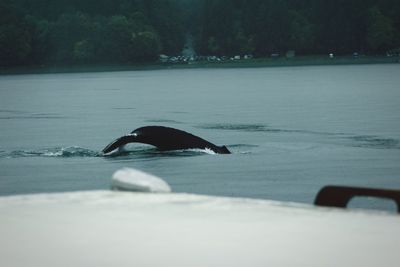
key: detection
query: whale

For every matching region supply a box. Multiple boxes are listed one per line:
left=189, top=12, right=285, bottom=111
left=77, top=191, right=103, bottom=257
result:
left=102, top=126, right=231, bottom=154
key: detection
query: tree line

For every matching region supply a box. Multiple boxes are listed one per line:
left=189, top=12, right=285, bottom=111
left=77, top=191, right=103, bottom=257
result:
left=0, top=0, right=185, bottom=66
left=1, top=0, right=399, bottom=67
left=195, top=0, right=400, bottom=56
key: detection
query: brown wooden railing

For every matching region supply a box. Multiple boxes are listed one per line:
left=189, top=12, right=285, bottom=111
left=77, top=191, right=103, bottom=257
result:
left=314, top=185, right=400, bottom=213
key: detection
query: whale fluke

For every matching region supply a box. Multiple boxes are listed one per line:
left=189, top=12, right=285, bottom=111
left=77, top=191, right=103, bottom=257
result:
left=102, top=126, right=231, bottom=154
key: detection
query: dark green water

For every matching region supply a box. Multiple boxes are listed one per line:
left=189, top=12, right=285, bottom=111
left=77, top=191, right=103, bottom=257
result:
left=1, top=64, right=400, bottom=209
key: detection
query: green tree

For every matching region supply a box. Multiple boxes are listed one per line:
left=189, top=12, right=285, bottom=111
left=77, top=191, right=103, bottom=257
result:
left=98, top=15, right=161, bottom=63
left=73, top=39, right=94, bottom=63
left=4, top=0, right=400, bottom=67
left=0, top=2, right=32, bottom=66
left=143, top=0, right=185, bottom=55
left=131, top=31, right=161, bottom=61
left=288, top=10, right=315, bottom=53
left=207, top=36, right=219, bottom=54
left=98, top=15, right=134, bottom=62
left=367, top=6, right=394, bottom=52
left=49, top=12, right=92, bottom=63
left=247, top=0, right=291, bottom=55
left=25, top=16, right=53, bottom=64
left=234, top=30, right=255, bottom=55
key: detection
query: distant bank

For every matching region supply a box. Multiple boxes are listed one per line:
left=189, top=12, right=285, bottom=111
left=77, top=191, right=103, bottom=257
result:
left=1, top=55, right=399, bottom=75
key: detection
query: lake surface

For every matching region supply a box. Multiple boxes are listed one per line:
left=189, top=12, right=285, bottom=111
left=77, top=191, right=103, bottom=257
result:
left=1, top=64, right=400, bottom=208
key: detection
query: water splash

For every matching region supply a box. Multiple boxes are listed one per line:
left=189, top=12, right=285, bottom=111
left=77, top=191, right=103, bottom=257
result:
left=104, top=147, right=217, bottom=159
left=1, top=147, right=101, bottom=158
left=187, top=148, right=216, bottom=155
left=0, top=146, right=219, bottom=160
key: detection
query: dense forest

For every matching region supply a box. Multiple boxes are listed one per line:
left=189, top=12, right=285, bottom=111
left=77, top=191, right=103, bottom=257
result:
left=1, top=0, right=399, bottom=67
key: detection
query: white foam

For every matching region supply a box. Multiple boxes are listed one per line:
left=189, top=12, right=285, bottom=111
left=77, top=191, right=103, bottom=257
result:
left=186, top=148, right=217, bottom=155
left=43, top=150, right=63, bottom=157
left=111, top=168, right=171, bottom=193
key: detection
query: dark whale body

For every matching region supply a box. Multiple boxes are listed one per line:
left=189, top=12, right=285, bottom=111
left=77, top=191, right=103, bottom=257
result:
left=102, top=126, right=231, bottom=154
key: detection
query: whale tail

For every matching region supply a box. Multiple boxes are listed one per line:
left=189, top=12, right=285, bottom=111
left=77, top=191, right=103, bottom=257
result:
left=102, top=126, right=231, bottom=154
left=217, top=145, right=231, bottom=154
left=102, top=135, right=136, bottom=154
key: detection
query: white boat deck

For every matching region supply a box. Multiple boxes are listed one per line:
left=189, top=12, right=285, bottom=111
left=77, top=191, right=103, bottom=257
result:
left=1, top=190, right=399, bottom=267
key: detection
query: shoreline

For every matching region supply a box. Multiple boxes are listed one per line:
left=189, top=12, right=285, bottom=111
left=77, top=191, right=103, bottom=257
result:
left=1, top=55, right=399, bottom=75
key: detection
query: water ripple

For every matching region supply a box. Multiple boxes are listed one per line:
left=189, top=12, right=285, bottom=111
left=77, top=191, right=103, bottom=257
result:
left=0, top=112, right=67, bottom=120
left=145, top=119, right=183, bottom=124
left=347, top=135, right=400, bottom=149
left=197, top=123, right=400, bottom=150
left=1, top=147, right=101, bottom=158
left=197, top=123, right=269, bottom=132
